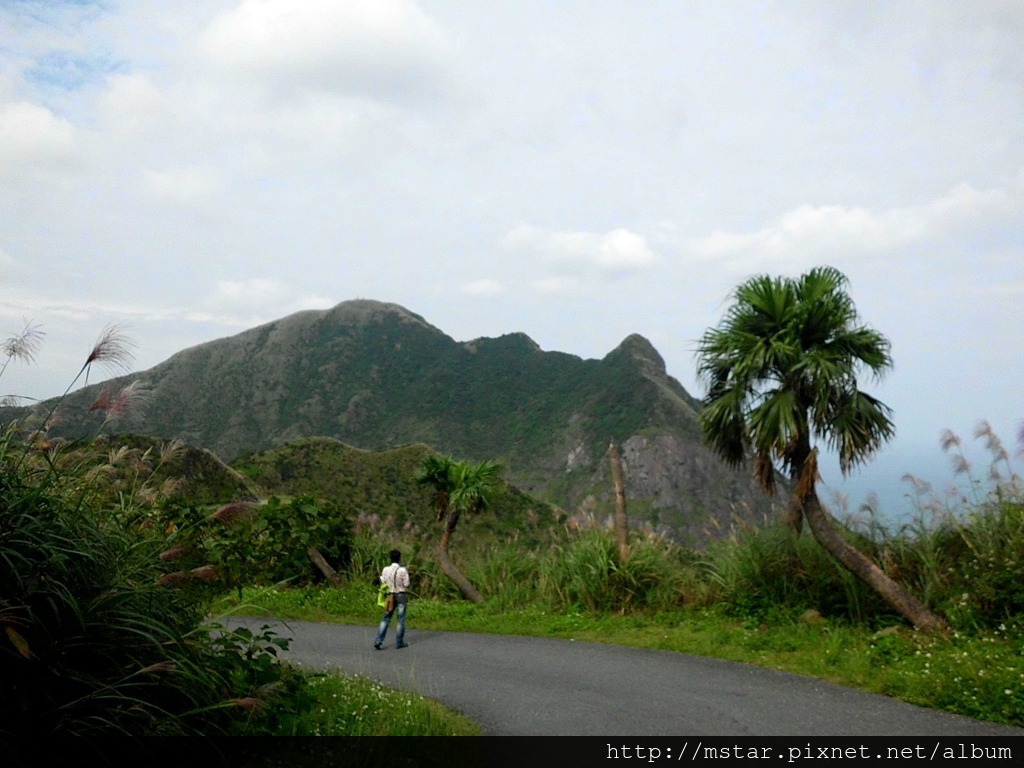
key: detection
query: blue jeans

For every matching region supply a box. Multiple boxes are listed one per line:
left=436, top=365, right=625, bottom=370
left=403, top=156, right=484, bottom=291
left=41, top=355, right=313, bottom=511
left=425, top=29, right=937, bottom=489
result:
left=375, top=594, right=407, bottom=647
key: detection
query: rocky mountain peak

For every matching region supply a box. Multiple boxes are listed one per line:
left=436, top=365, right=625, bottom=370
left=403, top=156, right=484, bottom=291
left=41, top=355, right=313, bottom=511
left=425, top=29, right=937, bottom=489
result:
left=606, top=333, right=667, bottom=377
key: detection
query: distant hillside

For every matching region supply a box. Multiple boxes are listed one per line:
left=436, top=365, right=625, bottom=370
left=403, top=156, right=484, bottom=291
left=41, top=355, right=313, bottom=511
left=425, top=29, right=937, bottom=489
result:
left=9, top=300, right=783, bottom=543
left=232, top=437, right=561, bottom=548
left=50, top=434, right=259, bottom=507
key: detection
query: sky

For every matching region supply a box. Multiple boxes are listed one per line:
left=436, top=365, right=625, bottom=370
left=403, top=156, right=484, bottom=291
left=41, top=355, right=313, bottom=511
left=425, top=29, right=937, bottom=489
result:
left=2, top=0, right=1022, bottom=523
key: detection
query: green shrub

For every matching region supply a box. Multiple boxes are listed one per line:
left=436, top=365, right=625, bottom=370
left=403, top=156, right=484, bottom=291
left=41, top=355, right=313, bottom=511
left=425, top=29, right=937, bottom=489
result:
left=0, top=325, right=305, bottom=737
left=465, top=543, right=541, bottom=610
left=0, top=434, right=304, bottom=736
left=535, top=527, right=687, bottom=614
left=862, top=424, right=1024, bottom=632
left=700, top=524, right=893, bottom=625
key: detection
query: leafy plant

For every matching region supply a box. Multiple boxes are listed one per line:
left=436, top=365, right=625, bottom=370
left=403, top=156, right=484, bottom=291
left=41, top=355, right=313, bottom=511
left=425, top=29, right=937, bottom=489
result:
left=153, top=494, right=354, bottom=599
left=0, top=323, right=303, bottom=737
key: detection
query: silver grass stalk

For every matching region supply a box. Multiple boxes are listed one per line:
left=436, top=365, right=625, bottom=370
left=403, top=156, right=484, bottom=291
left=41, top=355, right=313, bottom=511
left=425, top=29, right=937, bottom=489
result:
left=104, top=381, right=152, bottom=424
left=1, top=320, right=44, bottom=369
left=81, top=323, right=136, bottom=386
left=0, top=320, right=45, bottom=402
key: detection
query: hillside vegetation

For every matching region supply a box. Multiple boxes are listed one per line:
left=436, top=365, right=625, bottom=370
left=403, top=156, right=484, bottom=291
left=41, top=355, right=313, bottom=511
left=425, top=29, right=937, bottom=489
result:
left=232, top=437, right=564, bottom=554
left=7, top=300, right=783, bottom=544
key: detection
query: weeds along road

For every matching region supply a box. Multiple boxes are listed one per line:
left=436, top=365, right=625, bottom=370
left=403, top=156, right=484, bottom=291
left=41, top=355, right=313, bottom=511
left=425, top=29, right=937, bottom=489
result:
left=229, top=617, right=1022, bottom=737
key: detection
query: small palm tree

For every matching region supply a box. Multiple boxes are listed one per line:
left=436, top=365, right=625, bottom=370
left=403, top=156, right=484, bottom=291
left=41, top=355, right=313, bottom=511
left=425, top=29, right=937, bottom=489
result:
left=417, top=454, right=501, bottom=603
left=696, top=266, right=946, bottom=632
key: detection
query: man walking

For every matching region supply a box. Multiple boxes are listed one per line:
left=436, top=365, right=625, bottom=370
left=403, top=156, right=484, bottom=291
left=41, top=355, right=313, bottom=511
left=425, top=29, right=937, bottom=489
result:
left=374, top=549, right=410, bottom=650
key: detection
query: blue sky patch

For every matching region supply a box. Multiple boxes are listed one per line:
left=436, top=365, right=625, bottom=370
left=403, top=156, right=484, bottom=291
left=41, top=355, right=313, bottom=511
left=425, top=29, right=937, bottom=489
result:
left=26, top=49, right=125, bottom=93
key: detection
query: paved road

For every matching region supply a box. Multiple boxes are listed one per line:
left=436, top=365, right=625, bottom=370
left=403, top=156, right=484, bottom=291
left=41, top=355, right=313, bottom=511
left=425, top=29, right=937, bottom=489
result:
left=230, top=617, right=1022, bottom=737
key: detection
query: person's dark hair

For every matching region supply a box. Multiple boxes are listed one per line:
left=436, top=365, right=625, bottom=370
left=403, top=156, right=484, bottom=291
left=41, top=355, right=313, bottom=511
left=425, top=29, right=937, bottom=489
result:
left=389, top=549, right=401, bottom=563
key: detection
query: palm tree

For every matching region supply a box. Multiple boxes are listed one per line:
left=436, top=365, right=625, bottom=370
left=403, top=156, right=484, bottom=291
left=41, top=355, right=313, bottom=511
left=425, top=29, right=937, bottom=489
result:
left=417, top=454, right=501, bottom=603
left=696, top=266, right=947, bottom=632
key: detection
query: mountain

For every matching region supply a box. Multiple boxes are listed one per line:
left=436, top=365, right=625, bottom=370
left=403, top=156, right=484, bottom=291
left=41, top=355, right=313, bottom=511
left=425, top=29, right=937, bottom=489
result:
left=13, top=300, right=782, bottom=542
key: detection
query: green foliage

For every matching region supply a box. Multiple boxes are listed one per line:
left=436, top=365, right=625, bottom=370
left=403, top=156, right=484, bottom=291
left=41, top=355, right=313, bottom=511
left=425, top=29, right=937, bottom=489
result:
left=418, top=454, right=503, bottom=523
left=273, top=672, right=480, bottom=736
left=428, top=524, right=689, bottom=614
left=943, top=501, right=1024, bottom=628
left=699, top=524, right=892, bottom=625
left=863, top=627, right=1024, bottom=725
left=0, top=327, right=306, bottom=738
left=235, top=439, right=553, bottom=552
left=845, top=424, right=1024, bottom=632
left=696, top=265, right=894, bottom=487
left=465, top=544, right=542, bottom=610
left=235, top=440, right=436, bottom=520
left=0, top=431, right=303, bottom=737
left=153, top=494, right=354, bottom=597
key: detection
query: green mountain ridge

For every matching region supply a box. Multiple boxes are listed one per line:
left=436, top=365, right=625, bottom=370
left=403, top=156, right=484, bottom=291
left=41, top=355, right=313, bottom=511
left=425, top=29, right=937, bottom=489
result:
left=10, top=299, right=783, bottom=544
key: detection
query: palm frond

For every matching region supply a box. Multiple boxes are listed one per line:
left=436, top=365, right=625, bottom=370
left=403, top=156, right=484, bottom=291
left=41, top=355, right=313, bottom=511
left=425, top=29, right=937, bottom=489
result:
left=696, top=266, right=894, bottom=484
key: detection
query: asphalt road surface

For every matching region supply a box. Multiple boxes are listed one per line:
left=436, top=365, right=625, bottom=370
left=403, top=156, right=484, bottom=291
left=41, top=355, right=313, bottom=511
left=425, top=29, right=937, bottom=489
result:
left=229, top=617, right=1023, bottom=737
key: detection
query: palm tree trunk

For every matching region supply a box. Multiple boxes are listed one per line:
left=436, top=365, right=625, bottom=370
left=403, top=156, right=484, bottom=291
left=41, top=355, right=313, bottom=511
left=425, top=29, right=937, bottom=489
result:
left=608, top=442, right=630, bottom=564
left=799, top=485, right=947, bottom=633
left=439, top=512, right=484, bottom=603
left=783, top=495, right=804, bottom=534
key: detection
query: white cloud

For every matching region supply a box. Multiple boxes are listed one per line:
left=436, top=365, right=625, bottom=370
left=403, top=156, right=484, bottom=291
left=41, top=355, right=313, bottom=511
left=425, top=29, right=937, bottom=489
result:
left=198, top=0, right=448, bottom=102
left=0, top=100, right=77, bottom=176
left=503, top=224, right=660, bottom=273
left=201, top=279, right=334, bottom=326
left=531, top=276, right=583, bottom=296
left=96, top=73, right=171, bottom=139
left=460, top=279, right=504, bottom=297
left=688, top=176, right=1024, bottom=273
left=204, top=278, right=297, bottom=310
left=145, top=164, right=223, bottom=206
left=593, top=228, right=661, bottom=270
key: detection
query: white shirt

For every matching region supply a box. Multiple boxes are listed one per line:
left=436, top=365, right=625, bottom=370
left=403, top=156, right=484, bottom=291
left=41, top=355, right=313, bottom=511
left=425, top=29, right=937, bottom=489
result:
left=381, top=562, right=409, bottom=593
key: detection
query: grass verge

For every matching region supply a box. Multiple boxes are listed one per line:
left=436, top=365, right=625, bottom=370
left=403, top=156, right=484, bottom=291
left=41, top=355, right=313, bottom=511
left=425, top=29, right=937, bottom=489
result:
left=269, top=672, right=480, bottom=736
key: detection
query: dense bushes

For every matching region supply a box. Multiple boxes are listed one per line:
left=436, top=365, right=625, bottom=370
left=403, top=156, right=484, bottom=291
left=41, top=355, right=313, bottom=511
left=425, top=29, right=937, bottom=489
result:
left=699, top=524, right=894, bottom=625
left=0, top=324, right=309, bottom=738
left=0, top=432, right=305, bottom=738
left=154, top=494, right=353, bottom=598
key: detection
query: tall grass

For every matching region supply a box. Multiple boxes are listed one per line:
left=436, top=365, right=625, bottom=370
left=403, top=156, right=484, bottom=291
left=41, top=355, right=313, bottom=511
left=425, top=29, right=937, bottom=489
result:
left=0, top=325, right=305, bottom=738
left=531, top=527, right=688, bottom=613
left=698, top=523, right=894, bottom=625
left=842, top=422, right=1024, bottom=632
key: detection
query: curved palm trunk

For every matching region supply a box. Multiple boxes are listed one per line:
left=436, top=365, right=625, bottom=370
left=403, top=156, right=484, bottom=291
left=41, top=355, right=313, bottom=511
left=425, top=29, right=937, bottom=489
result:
left=439, top=511, right=484, bottom=603
left=794, top=454, right=947, bottom=633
